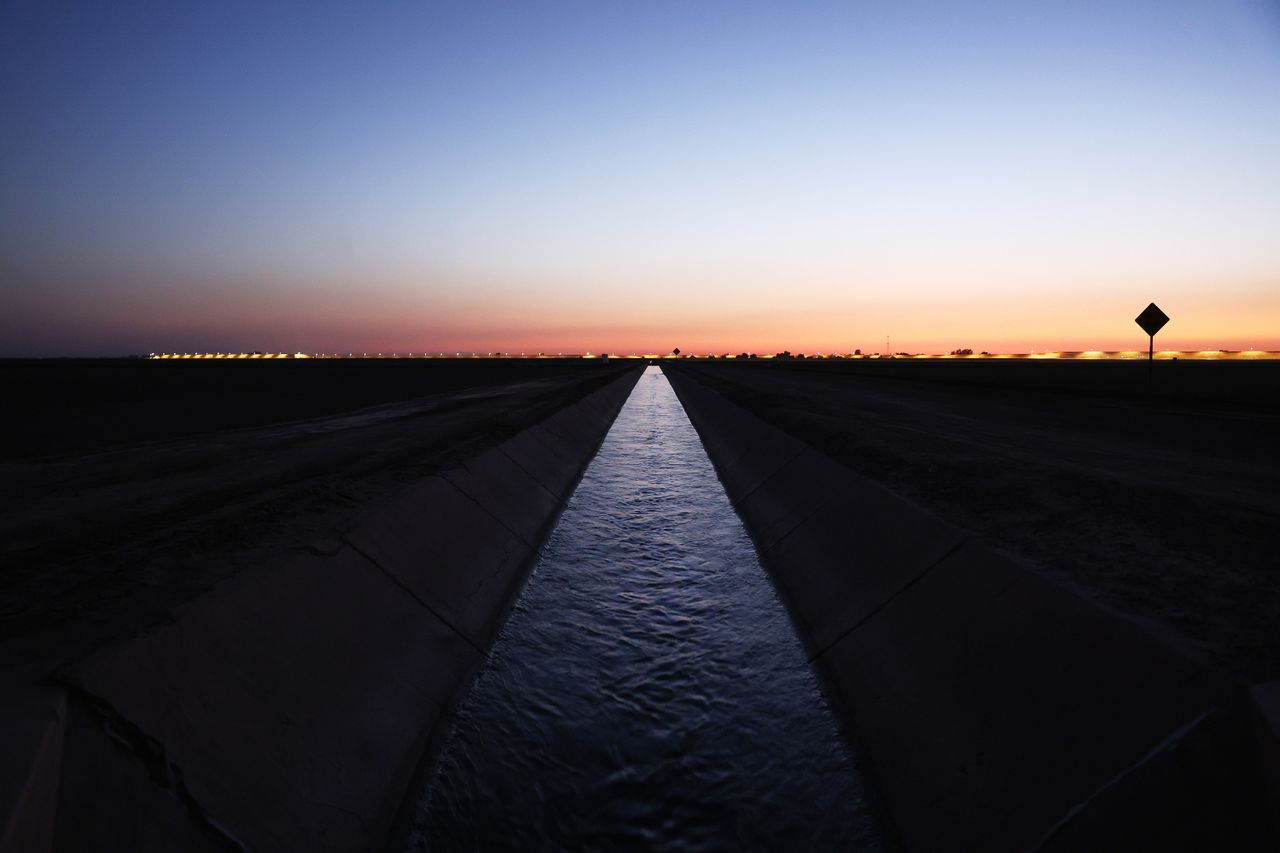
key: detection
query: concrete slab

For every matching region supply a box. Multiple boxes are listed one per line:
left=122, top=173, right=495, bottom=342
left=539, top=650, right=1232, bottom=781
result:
left=760, top=497, right=965, bottom=656
left=665, top=370, right=808, bottom=500
left=498, top=427, right=581, bottom=500
left=818, top=540, right=1243, bottom=851
left=728, top=446, right=847, bottom=550
left=53, top=696, right=228, bottom=853
left=60, top=546, right=482, bottom=853
left=1036, top=703, right=1267, bottom=853
left=344, top=475, right=534, bottom=649
left=511, top=370, right=642, bottom=501
left=534, top=401, right=605, bottom=449
left=442, top=446, right=562, bottom=547
left=663, top=371, right=748, bottom=463
left=715, top=428, right=808, bottom=502
left=567, top=384, right=614, bottom=418
left=1253, top=680, right=1280, bottom=843
left=0, top=686, right=65, bottom=853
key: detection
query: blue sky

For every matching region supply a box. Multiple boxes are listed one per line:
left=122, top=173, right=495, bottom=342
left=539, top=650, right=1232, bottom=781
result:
left=3, top=0, right=1278, bottom=354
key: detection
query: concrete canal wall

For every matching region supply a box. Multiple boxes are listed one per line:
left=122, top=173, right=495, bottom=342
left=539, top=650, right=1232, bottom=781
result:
left=33, top=367, right=643, bottom=852
left=663, top=364, right=1271, bottom=852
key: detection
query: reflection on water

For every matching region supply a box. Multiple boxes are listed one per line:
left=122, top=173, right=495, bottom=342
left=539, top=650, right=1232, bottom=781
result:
left=403, top=366, right=883, bottom=851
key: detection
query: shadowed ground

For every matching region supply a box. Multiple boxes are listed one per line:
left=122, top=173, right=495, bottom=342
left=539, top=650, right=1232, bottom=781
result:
left=1, top=361, right=641, bottom=851
left=0, top=358, right=610, bottom=461
left=668, top=360, right=1280, bottom=683
left=0, top=361, right=631, bottom=658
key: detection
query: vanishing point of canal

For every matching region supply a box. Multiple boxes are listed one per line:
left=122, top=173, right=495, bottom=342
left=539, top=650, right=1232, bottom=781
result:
left=401, top=366, right=884, bottom=850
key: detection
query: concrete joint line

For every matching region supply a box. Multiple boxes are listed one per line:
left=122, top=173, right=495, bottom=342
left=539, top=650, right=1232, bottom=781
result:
left=442, top=468, right=538, bottom=550
left=496, top=443, right=562, bottom=503
left=759, top=493, right=838, bottom=557
left=535, top=413, right=582, bottom=444
left=806, top=536, right=971, bottom=665
left=524, top=423, right=566, bottom=457
left=343, top=539, right=484, bottom=655
left=1030, top=708, right=1218, bottom=851
left=727, top=443, right=811, bottom=509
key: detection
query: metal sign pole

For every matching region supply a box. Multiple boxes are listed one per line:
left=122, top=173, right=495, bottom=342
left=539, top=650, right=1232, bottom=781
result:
left=1148, top=333, right=1154, bottom=393
left=1135, top=303, right=1169, bottom=399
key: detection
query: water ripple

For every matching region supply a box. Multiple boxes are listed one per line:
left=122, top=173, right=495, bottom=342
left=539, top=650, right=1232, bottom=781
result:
left=403, top=367, right=883, bottom=851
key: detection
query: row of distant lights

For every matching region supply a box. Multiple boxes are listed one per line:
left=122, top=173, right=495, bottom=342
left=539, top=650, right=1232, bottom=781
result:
left=149, top=349, right=1271, bottom=360
left=151, top=352, right=557, bottom=358
left=161, top=351, right=689, bottom=358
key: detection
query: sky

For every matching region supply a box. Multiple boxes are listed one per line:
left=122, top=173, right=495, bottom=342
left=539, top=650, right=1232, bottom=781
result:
left=2, top=0, right=1279, bottom=356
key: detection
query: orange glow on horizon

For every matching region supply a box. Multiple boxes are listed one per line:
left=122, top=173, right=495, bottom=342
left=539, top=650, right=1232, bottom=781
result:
left=7, top=263, right=1278, bottom=358
left=148, top=349, right=1280, bottom=361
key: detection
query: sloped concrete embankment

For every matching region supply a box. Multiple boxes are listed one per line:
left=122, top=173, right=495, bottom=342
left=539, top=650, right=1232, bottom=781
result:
left=39, top=367, right=642, bottom=852
left=663, top=365, right=1271, bottom=852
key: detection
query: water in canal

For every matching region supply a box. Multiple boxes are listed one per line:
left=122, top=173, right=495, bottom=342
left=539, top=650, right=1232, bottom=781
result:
left=402, top=366, right=883, bottom=851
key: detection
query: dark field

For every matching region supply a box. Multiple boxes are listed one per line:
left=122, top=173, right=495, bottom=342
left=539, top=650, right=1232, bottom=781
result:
left=719, top=356, right=1280, bottom=408
left=668, top=359, right=1280, bottom=683
left=0, top=360, right=633, bottom=653
left=0, top=358, right=623, bottom=460
left=3, top=357, right=1276, bottom=850
left=6, top=356, right=1276, bottom=682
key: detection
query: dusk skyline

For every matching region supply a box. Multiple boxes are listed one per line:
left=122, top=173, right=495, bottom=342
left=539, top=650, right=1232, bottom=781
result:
left=3, top=0, right=1279, bottom=357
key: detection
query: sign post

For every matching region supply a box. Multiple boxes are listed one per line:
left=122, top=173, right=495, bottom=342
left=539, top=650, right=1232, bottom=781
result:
left=1135, top=302, right=1170, bottom=392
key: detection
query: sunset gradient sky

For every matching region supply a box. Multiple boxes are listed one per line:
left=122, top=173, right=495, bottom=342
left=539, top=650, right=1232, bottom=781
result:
left=3, top=1, right=1279, bottom=356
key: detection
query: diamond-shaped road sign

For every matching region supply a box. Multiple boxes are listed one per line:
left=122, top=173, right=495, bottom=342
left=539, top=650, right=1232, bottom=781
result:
left=1135, top=302, right=1169, bottom=337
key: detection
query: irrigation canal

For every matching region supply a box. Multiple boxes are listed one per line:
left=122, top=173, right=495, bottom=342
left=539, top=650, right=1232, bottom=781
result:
left=401, top=366, right=883, bottom=850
